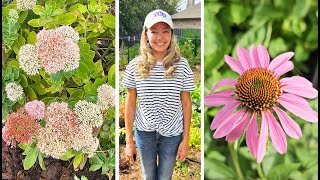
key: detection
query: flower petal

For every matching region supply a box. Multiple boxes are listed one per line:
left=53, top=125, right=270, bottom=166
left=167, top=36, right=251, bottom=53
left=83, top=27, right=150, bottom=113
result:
left=257, top=111, right=269, bottom=163
left=268, top=52, right=294, bottom=71
left=213, top=108, right=246, bottom=138
left=281, top=76, right=313, bottom=87
left=281, top=85, right=318, bottom=99
left=204, top=93, right=236, bottom=107
left=280, top=76, right=318, bottom=99
left=257, top=44, right=270, bottom=68
left=224, top=55, right=244, bottom=75
left=210, top=78, right=237, bottom=93
left=278, top=93, right=318, bottom=122
left=226, top=112, right=250, bottom=141
left=249, top=45, right=260, bottom=68
left=237, top=46, right=251, bottom=70
left=267, top=111, right=287, bottom=154
left=273, top=107, right=302, bottom=139
left=246, top=113, right=258, bottom=158
left=273, top=61, right=294, bottom=77
left=210, top=101, right=241, bottom=130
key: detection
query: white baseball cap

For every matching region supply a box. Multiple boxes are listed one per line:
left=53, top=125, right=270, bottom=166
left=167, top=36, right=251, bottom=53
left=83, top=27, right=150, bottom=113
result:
left=143, top=9, right=174, bottom=29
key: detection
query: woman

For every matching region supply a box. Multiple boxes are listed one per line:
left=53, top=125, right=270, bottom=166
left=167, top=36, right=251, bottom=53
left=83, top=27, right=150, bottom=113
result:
left=122, top=9, right=195, bottom=180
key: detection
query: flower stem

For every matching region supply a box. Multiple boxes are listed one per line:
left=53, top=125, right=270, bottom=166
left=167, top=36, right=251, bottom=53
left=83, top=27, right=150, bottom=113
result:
left=257, top=163, right=266, bottom=180
left=228, top=142, right=244, bottom=179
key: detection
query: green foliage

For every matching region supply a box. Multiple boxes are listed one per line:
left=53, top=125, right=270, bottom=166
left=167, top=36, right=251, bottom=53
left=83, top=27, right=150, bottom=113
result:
left=179, top=38, right=201, bottom=69
left=119, top=0, right=180, bottom=35
left=2, top=0, right=115, bottom=177
left=189, top=127, right=200, bottom=149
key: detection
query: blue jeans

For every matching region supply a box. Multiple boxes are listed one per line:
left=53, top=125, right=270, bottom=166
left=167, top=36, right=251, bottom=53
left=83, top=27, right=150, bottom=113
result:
left=134, top=130, right=183, bottom=180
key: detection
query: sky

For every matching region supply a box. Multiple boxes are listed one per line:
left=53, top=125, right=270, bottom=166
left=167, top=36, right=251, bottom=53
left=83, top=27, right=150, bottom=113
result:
left=177, top=0, right=201, bottom=12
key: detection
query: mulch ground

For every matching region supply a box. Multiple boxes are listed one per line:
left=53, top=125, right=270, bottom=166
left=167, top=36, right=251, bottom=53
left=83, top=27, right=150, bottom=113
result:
left=2, top=141, right=113, bottom=180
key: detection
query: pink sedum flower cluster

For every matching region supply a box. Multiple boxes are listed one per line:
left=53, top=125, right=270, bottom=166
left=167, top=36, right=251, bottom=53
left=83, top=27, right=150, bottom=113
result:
left=24, top=100, right=46, bottom=120
left=36, top=26, right=80, bottom=74
left=2, top=109, right=41, bottom=147
left=204, top=44, right=318, bottom=163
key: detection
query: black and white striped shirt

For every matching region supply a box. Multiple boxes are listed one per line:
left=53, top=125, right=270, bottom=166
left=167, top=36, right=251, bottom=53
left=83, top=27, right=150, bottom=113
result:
left=122, top=57, right=195, bottom=137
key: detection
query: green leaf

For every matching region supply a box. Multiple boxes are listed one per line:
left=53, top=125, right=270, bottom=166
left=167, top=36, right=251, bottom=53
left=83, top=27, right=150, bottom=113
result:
left=19, top=74, right=28, bottom=87
left=2, top=19, right=20, bottom=50
left=84, top=84, right=97, bottom=94
left=69, top=3, right=87, bottom=14
left=8, top=60, right=20, bottom=69
left=102, top=14, right=115, bottom=29
left=31, top=84, right=47, bottom=95
left=73, top=152, right=84, bottom=170
left=107, top=64, right=115, bottom=87
left=25, top=86, right=37, bottom=100
left=18, top=11, right=28, bottom=23
left=70, top=89, right=84, bottom=100
left=38, top=152, right=46, bottom=170
left=60, top=149, right=76, bottom=161
left=2, top=7, right=9, bottom=17
left=41, top=97, right=55, bottom=105
left=93, top=76, right=107, bottom=87
left=22, top=145, right=32, bottom=155
left=204, top=159, right=236, bottom=178
left=27, top=31, right=37, bottom=44
left=58, top=13, right=77, bottom=25
left=89, top=163, right=103, bottom=171
left=84, top=94, right=97, bottom=102
left=28, top=19, right=43, bottom=27
left=267, top=163, right=301, bottom=180
left=33, top=5, right=44, bottom=15
left=81, top=176, right=88, bottom=180
left=23, top=147, right=39, bottom=170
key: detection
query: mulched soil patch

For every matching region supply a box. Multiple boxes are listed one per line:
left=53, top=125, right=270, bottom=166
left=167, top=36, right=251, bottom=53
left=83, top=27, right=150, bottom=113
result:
left=2, top=141, right=114, bottom=180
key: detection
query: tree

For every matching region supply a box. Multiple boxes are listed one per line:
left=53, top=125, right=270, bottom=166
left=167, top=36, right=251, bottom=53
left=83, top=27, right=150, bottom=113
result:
left=120, top=0, right=181, bottom=35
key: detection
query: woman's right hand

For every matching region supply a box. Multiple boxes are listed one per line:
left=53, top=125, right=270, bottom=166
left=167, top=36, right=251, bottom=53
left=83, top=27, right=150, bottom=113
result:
left=125, top=142, right=137, bottom=164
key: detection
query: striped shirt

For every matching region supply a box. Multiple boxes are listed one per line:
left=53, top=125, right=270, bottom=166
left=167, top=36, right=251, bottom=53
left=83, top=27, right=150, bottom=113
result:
left=122, top=57, right=195, bottom=137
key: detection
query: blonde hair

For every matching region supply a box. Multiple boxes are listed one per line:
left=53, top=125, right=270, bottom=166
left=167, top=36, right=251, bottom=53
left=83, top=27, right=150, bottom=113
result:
left=136, top=28, right=181, bottom=79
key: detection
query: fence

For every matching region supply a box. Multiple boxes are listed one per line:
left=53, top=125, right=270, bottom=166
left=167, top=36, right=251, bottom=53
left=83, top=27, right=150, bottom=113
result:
left=119, top=28, right=201, bottom=68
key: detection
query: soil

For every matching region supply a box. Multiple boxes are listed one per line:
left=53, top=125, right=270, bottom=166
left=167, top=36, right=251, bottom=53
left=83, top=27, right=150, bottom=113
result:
left=2, top=141, right=114, bottom=180
left=119, top=144, right=201, bottom=180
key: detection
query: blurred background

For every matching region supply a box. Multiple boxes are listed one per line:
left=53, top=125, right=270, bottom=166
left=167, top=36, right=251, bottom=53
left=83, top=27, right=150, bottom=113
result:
left=204, top=0, right=318, bottom=179
left=119, top=0, right=201, bottom=179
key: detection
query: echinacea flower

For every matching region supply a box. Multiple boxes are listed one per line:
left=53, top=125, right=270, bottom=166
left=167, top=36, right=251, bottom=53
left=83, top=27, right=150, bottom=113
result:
left=205, top=44, right=318, bottom=163
left=5, top=82, right=24, bottom=101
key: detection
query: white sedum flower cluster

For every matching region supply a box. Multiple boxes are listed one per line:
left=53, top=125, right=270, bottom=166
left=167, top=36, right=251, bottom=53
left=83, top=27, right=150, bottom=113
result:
left=16, top=0, right=37, bottom=11
left=8, top=9, right=19, bottom=24
left=97, top=84, right=115, bottom=111
left=73, top=124, right=99, bottom=158
left=18, top=44, right=41, bottom=75
left=74, top=100, right=103, bottom=128
left=5, top=82, right=24, bottom=101
left=56, top=26, right=80, bottom=42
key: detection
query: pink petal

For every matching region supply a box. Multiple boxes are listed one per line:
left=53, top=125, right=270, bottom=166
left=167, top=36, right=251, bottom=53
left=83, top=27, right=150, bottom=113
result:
left=249, top=45, right=260, bottom=68
left=281, top=85, right=318, bottom=99
left=246, top=113, right=258, bottom=158
left=273, top=61, right=294, bottom=77
left=224, top=55, right=244, bottom=75
left=266, top=111, right=287, bottom=154
left=281, top=76, right=313, bottom=87
left=226, top=112, right=250, bottom=141
left=268, top=52, right=294, bottom=71
left=257, top=44, right=270, bottom=68
left=273, top=107, right=302, bottom=139
left=210, top=101, right=241, bottom=130
left=210, top=78, right=237, bottom=93
left=237, top=46, right=251, bottom=70
left=213, top=108, right=246, bottom=138
left=204, top=93, right=236, bottom=107
left=278, top=93, right=318, bottom=122
left=257, top=111, right=269, bottom=163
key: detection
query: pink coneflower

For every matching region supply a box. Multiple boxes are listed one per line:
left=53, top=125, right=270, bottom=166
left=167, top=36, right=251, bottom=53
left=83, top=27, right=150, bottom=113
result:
left=204, top=44, right=318, bottom=163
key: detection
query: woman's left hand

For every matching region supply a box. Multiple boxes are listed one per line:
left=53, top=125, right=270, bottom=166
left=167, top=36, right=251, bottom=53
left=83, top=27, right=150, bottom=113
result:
left=177, top=140, right=189, bottom=161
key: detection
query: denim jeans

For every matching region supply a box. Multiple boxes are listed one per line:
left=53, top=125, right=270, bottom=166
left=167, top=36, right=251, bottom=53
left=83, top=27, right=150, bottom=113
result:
left=134, top=130, right=183, bottom=180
